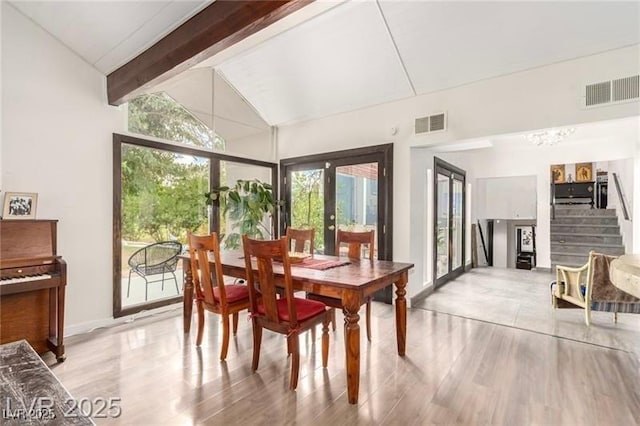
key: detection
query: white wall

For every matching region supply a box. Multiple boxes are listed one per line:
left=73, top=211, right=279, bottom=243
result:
left=607, top=158, right=635, bottom=252
left=278, top=45, right=639, bottom=300
left=1, top=4, right=124, bottom=331
left=493, top=221, right=508, bottom=268
left=635, top=139, right=640, bottom=252
left=226, top=131, right=275, bottom=162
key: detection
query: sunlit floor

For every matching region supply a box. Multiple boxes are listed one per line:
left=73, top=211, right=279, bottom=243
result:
left=121, top=270, right=184, bottom=307
left=414, top=267, right=640, bottom=354
left=46, top=267, right=640, bottom=425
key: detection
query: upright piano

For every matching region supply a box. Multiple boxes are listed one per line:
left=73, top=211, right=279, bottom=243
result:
left=0, top=219, right=67, bottom=361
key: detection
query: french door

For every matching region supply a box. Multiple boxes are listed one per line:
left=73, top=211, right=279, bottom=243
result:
left=434, top=157, right=466, bottom=287
left=281, top=144, right=393, bottom=301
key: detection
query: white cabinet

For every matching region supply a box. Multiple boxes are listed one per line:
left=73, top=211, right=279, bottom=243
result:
left=476, top=176, right=537, bottom=219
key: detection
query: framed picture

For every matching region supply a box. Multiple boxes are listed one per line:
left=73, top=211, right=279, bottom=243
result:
left=575, top=162, right=593, bottom=182
left=2, top=192, right=38, bottom=219
left=550, top=164, right=565, bottom=184
left=516, top=225, right=535, bottom=253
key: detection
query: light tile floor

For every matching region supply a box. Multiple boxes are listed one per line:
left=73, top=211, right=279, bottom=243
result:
left=414, top=267, right=640, bottom=354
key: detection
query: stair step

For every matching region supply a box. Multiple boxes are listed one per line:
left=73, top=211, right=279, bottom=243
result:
left=550, top=233, right=622, bottom=244
left=553, top=208, right=616, bottom=217
left=551, top=225, right=620, bottom=235
left=551, top=243, right=625, bottom=255
left=551, top=240, right=624, bottom=248
left=551, top=216, right=618, bottom=225
left=550, top=253, right=590, bottom=265
left=548, top=203, right=626, bottom=272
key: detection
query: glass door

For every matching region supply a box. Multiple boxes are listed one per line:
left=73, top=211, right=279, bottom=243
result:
left=281, top=145, right=393, bottom=301
left=287, top=164, right=326, bottom=253
left=434, top=157, right=466, bottom=287
left=334, top=162, right=378, bottom=258
left=284, top=158, right=383, bottom=257
left=452, top=178, right=464, bottom=270
left=436, top=172, right=450, bottom=279
left=119, top=143, right=210, bottom=309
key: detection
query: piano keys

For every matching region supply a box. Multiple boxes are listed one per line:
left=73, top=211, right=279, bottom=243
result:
left=0, top=219, right=67, bottom=362
left=1, top=273, right=53, bottom=286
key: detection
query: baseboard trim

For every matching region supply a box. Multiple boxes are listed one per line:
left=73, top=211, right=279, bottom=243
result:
left=64, top=302, right=182, bottom=337
left=535, top=267, right=552, bottom=273
left=410, top=284, right=434, bottom=305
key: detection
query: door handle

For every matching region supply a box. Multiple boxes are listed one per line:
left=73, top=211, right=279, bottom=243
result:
left=328, top=225, right=335, bottom=230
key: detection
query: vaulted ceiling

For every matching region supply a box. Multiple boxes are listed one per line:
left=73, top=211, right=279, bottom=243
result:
left=218, top=1, right=640, bottom=125
left=10, top=1, right=640, bottom=127
left=9, top=0, right=209, bottom=74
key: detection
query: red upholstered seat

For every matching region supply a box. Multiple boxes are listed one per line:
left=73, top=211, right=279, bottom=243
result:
left=258, top=297, right=326, bottom=322
left=213, top=284, right=249, bottom=304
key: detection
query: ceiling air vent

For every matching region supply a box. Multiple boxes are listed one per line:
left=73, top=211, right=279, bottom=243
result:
left=415, top=112, right=447, bottom=135
left=584, top=75, right=639, bottom=108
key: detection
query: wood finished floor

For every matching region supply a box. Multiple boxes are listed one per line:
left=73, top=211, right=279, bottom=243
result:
left=46, top=270, right=640, bottom=425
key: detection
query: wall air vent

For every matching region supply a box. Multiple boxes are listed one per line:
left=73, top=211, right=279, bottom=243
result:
left=415, top=117, right=430, bottom=134
left=612, top=75, right=639, bottom=102
left=415, top=112, right=447, bottom=135
left=429, top=113, right=446, bottom=131
left=584, top=75, right=639, bottom=108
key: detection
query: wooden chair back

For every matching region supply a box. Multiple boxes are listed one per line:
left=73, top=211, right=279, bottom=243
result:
left=242, top=236, right=298, bottom=327
left=188, top=233, right=225, bottom=309
left=286, top=227, right=315, bottom=254
left=336, top=229, right=375, bottom=261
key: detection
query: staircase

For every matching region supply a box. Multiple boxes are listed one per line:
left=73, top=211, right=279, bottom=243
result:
left=551, top=206, right=625, bottom=271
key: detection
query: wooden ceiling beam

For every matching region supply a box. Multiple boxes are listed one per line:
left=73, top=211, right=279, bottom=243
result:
left=107, top=0, right=313, bottom=105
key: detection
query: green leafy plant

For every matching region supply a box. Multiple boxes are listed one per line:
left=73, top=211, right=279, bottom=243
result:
left=205, top=179, right=277, bottom=249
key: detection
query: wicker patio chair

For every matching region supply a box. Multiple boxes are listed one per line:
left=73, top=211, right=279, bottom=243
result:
left=127, top=240, right=182, bottom=301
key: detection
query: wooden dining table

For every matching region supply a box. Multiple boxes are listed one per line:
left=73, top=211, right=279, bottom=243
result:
left=179, top=251, right=414, bottom=404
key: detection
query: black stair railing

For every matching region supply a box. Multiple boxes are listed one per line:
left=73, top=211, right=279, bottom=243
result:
left=550, top=178, right=556, bottom=220
left=612, top=173, right=630, bottom=221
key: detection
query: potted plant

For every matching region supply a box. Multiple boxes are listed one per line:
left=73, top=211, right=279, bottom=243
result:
left=205, top=179, right=277, bottom=249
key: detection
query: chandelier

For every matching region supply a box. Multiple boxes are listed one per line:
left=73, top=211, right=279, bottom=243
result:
left=527, top=128, right=575, bottom=146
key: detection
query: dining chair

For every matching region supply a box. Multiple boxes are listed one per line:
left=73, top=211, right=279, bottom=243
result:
left=307, top=229, right=375, bottom=341
left=242, top=235, right=331, bottom=390
left=285, top=226, right=315, bottom=254
left=286, top=226, right=337, bottom=335
left=187, top=232, right=250, bottom=360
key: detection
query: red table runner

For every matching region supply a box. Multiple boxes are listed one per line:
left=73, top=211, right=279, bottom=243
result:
left=293, top=257, right=350, bottom=271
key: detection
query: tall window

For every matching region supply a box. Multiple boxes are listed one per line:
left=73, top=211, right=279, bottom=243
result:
left=127, top=92, right=225, bottom=150
left=115, top=92, right=276, bottom=317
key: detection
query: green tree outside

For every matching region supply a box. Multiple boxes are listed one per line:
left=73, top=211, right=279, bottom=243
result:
left=290, top=170, right=324, bottom=252
left=123, top=93, right=224, bottom=245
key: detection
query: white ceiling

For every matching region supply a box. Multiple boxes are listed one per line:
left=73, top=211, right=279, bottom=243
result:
left=152, top=69, right=269, bottom=142
left=9, top=0, right=209, bottom=74
left=218, top=1, right=640, bottom=125
left=428, top=116, right=640, bottom=154
left=9, top=0, right=640, bottom=127
left=218, top=1, right=414, bottom=125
